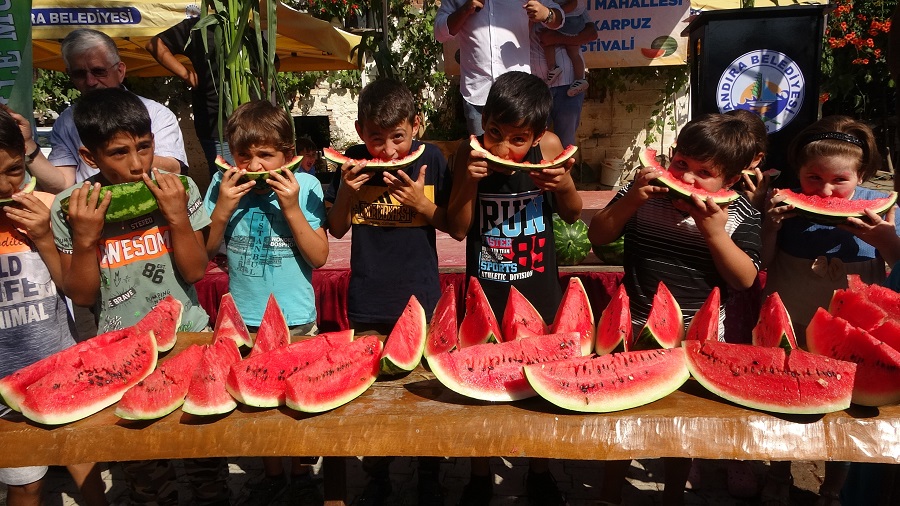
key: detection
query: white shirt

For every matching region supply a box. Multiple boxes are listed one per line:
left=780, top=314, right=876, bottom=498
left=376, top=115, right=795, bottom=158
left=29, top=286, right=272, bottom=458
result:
left=435, top=0, right=561, bottom=107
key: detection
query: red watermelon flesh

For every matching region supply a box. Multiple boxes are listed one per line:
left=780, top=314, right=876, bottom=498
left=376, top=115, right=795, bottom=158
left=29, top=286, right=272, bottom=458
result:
left=250, top=294, right=290, bottom=357
left=134, top=294, right=183, bottom=352
left=380, top=295, right=427, bottom=375
left=425, top=284, right=458, bottom=358
left=641, top=147, right=739, bottom=205
left=428, top=332, right=581, bottom=402
left=458, top=277, right=502, bottom=347
left=322, top=144, right=426, bottom=172
left=285, top=335, right=383, bottom=413
left=0, top=328, right=132, bottom=412
left=685, top=287, right=720, bottom=342
left=183, top=337, right=242, bottom=415
left=550, top=277, right=595, bottom=355
left=19, top=329, right=158, bottom=425
left=595, top=284, right=631, bottom=355
left=683, top=340, right=855, bottom=414
left=829, top=289, right=887, bottom=332
left=524, top=348, right=689, bottom=412
left=214, top=293, right=253, bottom=348
left=635, top=281, right=684, bottom=350
left=226, top=330, right=354, bottom=407
left=868, top=320, right=900, bottom=354
left=775, top=189, right=898, bottom=224
left=501, top=286, right=547, bottom=341
left=115, top=344, right=204, bottom=420
left=844, top=275, right=900, bottom=320
left=806, top=308, right=900, bottom=406
left=752, top=292, right=798, bottom=350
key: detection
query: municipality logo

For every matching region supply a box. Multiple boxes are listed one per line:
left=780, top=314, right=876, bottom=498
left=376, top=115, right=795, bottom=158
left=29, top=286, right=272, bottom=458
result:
left=716, top=50, right=804, bottom=134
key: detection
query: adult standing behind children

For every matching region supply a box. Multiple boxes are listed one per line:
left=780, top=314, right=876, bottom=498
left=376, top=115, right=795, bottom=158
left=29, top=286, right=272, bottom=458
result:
left=324, top=78, right=451, bottom=505
left=446, top=71, right=582, bottom=505
left=435, top=0, right=564, bottom=136
left=27, top=29, right=188, bottom=192
left=49, top=88, right=228, bottom=506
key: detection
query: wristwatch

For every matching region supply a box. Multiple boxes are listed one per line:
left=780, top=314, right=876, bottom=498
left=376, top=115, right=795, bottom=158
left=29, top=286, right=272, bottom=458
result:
left=543, top=9, right=555, bottom=25
left=25, top=144, right=41, bottom=165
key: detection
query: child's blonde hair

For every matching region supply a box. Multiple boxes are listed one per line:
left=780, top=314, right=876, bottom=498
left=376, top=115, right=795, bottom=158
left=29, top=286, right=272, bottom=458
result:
left=788, top=115, right=881, bottom=182
left=226, top=100, right=295, bottom=157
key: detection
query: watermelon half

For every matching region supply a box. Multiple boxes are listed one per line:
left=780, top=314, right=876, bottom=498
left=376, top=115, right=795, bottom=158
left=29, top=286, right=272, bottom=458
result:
left=595, top=284, right=630, bottom=355
left=684, top=340, right=856, bottom=414
left=115, top=344, right=205, bottom=420
left=215, top=155, right=303, bottom=183
left=639, top=148, right=739, bottom=204
left=550, top=277, right=595, bottom=355
left=19, top=329, right=159, bottom=425
left=469, top=136, right=578, bottom=172
left=775, top=188, right=898, bottom=225
left=182, top=337, right=242, bottom=416
left=285, top=335, right=383, bottom=413
left=635, top=281, right=684, bottom=350
left=500, top=286, right=547, bottom=341
left=685, top=287, right=719, bottom=342
left=458, top=277, right=503, bottom=347
left=428, top=332, right=581, bottom=402
left=524, top=348, right=689, bottom=412
left=752, top=292, right=797, bottom=350
left=380, top=295, right=427, bottom=375
left=134, top=294, right=184, bottom=352
left=553, top=214, right=591, bottom=266
left=424, top=284, right=458, bottom=358
left=250, top=294, right=290, bottom=357
left=214, top=293, right=253, bottom=348
left=322, top=144, right=426, bottom=172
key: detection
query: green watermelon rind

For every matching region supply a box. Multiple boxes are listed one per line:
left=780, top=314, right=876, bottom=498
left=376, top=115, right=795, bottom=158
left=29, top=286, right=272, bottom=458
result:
left=0, top=177, right=37, bottom=207
left=470, top=136, right=578, bottom=172
left=380, top=296, right=427, bottom=375
left=553, top=215, right=591, bottom=266
left=751, top=292, right=798, bottom=350
left=215, top=155, right=304, bottom=183
left=115, top=344, right=204, bottom=420
left=59, top=175, right=191, bottom=223
left=524, top=348, right=689, bottom=413
left=636, top=282, right=684, bottom=350
left=322, top=144, right=426, bottom=172
left=776, top=189, right=898, bottom=225
left=639, top=147, right=739, bottom=205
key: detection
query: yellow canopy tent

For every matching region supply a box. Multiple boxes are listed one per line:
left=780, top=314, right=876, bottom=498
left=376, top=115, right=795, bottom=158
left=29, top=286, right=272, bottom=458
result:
left=31, top=0, right=362, bottom=76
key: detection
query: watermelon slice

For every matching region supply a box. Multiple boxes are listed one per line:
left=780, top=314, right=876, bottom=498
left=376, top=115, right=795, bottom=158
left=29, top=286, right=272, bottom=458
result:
left=428, top=332, right=581, bottom=402
left=639, top=148, right=739, bottom=204
left=214, top=293, right=253, bottom=348
left=752, top=292, right=798, bottom=350
left=380, top=295, right=427, bottom=375
left=775, top=188, right=898, bottom=225
left=550, top=277, right=595, bottom=355
left=469, top=136, right=578, bottom=171
left=214, top=155, right=303, bottom=183
left=285, top=335, right=383, bottom=413
left=424, top=284, right=458, bottom=358
left=183, top=337, right=242, bottom=416
left=685, top=287, right=720, bottom=342
left=0, top=177, right=37, bottom=207
left=115, top=344, right=205, bottom=420
left=250, top=294, right=290, bottom=357
left=59, top=175, right=191, bottom=222
left=806, top=308, right=900, bottom=406
left=458, top=277, right=502, bottom=347
left=19, top=329, right=158, bottom=425
left=501, top=286, right=547, bottom=341
left=829, top=289, right=887, bottom=331
left=134, top=294, right=184, bottom=352
left=684, top=340, right=856, bottom=414
left=595, top=284, right=630, bottom=355
left=226, top=330, right=354, bottom=407
left=322, top=144, right=426, bottom=172
left=635, top=281, right=684, bottom=350
left=846, top=275, right=900, bottom=317
left=868, top=320, right=900, bottom=354
left=524, top=348, right=690, bottom=412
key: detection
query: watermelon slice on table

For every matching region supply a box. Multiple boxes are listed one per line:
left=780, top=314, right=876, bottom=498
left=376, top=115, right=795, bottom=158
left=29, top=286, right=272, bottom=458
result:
left=458, top=277, right=502, bottom=347
left=683, top=340, right=856, bottom=414
left=752, top=292, right=798, bottom=349
left=685, top=287, right=719, bottom=343
left=19, top=329, right=158, bottom=425
left=595, top=284, right=630, bottom=355
left=214, top=293, right=253, bottom=348
left=639, top=148, right=739, bottom=205
left=829, top=289, right=887, bottom=331
left=806, top=308, right=900, bottom=406
left=215, top=155, right=303, bottom=183
left=635, top=281, right=684, bottom=350
left=524, top=348, right=689, bottom=412
left=424, top=284, right=458, bottom=358
left=469, top=136, right=578, bottom=171
left=322, top=144, right=426, bottom=172
left=844, top=275, right=900, bottom=320
left=249, top=294, right=290, bottom=357
left=775, top=189, right=898, bottom=225
left=285, top=335, right=383, bottom=413
left=380, top=296, right=427, bottom=375
left=134, top=295, right=183, bottom=352
left=550, top=277, right=595, bottom=355
left=226, top=330, right=354, bottom=407
left=501, top=286, right=547, bottom=341
left=115, top=344, right=205, bottom=420
left=428, top=332, right=581, bottom=402
left=183, top=337, right=242, bottom=416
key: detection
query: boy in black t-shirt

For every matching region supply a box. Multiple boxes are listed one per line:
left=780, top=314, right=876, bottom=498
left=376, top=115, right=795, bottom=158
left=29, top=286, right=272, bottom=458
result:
left=323, top=78, right=450, bottom=504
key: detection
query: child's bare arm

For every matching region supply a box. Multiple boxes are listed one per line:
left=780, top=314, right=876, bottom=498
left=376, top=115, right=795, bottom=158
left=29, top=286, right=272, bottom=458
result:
left=327, top=160, right=372, bottom=238
left=588, top=167, right=667, bottom=246
left=206, top=168, right=256, bottom=258
left=383, top=166, right=448, bottom=232
left=760, top=192, right=795, bottom=268
left=62, top=182, right=109, bottom=306
left=534, top=133, right=582, bottom=222
left=844, top=206, right=900, bottom=266
left=5, top=193, right=64, bottom=287
left=145, top=170, right=208, bottom=284
left=267, top=169, right=330, bottom=268
left=446, top=139, right=487, bottom=241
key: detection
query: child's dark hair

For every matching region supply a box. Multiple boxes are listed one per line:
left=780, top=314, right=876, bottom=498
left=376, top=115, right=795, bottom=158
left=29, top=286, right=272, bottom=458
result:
left=0, top=108, right=24, bottom=155
left=483, top=71, right=551, bottom=136
left=674, top=113, right=760, bottom=181
left=296, top=136, right=318, bottom=153
left=788, top=115, right=881, bottom=182
left=73, top=88, right=151, bottom=152
left=357, top=79, right=417, bottom=129
left=226, top=100, right=295, bottom=157
left=725, top=109, right=768, bottom=159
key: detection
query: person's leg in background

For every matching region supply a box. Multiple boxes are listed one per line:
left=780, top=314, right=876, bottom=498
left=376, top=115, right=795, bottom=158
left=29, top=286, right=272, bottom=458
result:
left=548, top=85, right=585, bottom=148
left=463, top=100, right=485, bottom=137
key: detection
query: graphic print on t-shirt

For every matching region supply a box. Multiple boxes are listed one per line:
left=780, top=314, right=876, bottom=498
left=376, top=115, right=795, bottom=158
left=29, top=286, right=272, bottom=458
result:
left=99, top=222, right=173, bottom=310
left=0, top=225, right=57, bottom=329
left=351, top=185, right=435, bottom=227
left=477, top=190, right=548, bottom=283
left=229, top=209, right=297, bottom=278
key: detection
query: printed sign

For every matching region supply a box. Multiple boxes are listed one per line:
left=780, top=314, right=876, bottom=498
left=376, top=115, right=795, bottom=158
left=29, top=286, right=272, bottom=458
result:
left=0, top=0, right=32, bottom=118
left=584, top=0, right=689, bottom=68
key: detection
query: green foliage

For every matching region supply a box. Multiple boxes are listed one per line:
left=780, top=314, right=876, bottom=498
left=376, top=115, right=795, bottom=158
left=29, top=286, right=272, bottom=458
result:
left=32, top=70, right=78, bottom=125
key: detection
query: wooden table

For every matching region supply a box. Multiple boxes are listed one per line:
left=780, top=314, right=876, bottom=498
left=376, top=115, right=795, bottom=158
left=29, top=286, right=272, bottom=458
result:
left=2, top=333, right=899, bottom=503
